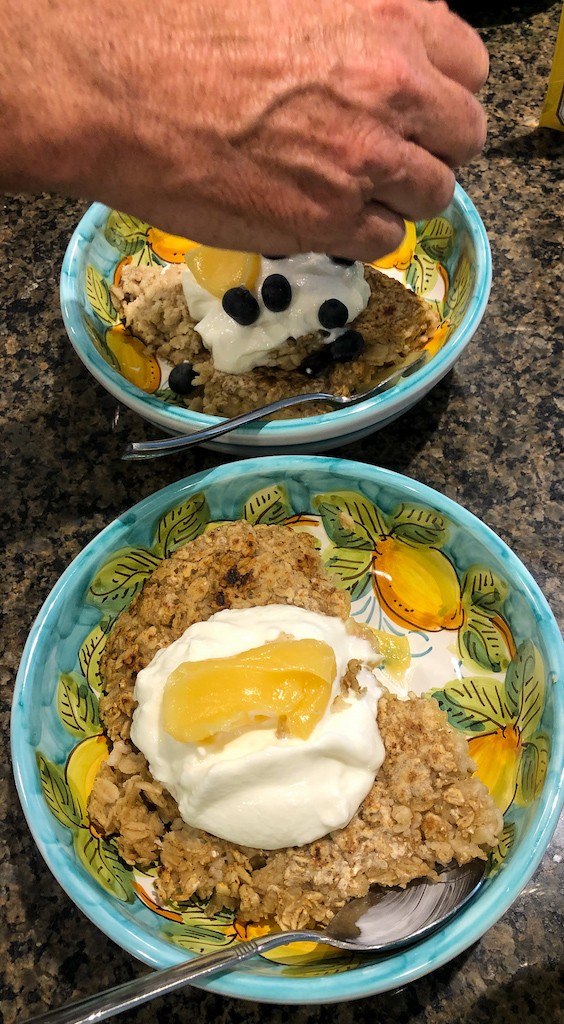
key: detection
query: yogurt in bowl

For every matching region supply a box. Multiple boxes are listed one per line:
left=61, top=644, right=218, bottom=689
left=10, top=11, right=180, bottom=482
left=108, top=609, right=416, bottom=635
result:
left=12, top=456, right=562, bottom=1004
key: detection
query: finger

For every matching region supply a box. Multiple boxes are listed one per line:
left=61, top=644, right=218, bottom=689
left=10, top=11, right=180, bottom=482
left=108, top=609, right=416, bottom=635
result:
left=345, top=118, right=456, bottom=220
left=364, top=134, right=456, bottom=220
left=318, top=204, right=407, bottom=263
left=414, top=0, right=489, bottom=93
left=358, top=0, right=489, bottom=93
left=341, top=15, right=487, bottom=167
left=394, top=61, right=488, bottom=167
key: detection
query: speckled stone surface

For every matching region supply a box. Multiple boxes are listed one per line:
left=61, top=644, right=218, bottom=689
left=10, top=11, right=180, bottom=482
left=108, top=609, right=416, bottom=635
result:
left=1, top=3, right=562, bottom=1022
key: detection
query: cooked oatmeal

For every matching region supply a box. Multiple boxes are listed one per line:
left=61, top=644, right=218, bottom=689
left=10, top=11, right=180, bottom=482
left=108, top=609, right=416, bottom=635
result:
left=89, top=521, right=502, bottom=930
left=110, top=264, right=438, bottom=418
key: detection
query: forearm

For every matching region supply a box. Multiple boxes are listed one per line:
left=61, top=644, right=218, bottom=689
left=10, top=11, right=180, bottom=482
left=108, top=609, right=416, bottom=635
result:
left=0, top=1, right=108, bottom=193
left=0, top=0, right=275, bottom=196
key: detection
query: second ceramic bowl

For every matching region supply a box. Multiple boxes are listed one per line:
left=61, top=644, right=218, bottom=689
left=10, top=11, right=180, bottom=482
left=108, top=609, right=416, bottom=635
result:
left=60, top=185, right=491, bottom=454
left=12, top=456, right=563, bottom=1004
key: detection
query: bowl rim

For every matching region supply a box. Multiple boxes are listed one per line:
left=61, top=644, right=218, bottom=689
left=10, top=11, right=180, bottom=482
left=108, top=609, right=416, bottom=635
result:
left=11, top=456, right=563, bottom=1004
left=60, top=185, right=492, bottom=442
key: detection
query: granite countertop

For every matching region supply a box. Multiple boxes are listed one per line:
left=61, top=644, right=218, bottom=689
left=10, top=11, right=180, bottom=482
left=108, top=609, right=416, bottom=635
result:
left=1, top=2, right=562, bottom=1021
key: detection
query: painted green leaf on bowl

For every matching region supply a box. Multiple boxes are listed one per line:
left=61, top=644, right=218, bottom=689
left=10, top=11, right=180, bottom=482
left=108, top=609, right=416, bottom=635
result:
left=33, top=481, right=551, bottom=974
left=85, top=265, right=117, bottom=327
left=78, top=618, right=114, bottom=692
left=37, top=753, right=84, bottom=830
left=74, top=830, right=135, bottom=903
left=104, top=212, right=150, bottom=255
left=313, top=491, right=386, bottom=549
left=244, top=485, right=292, bottom=526
left=434, top=639, right=546, bottom=815
left=88, top=547, right=162, bottom=611
left=57, top=672, right=101, bottom=738
left=153, top=493, right=210, bottom=559
left=417, top=217, right=455, bottom=261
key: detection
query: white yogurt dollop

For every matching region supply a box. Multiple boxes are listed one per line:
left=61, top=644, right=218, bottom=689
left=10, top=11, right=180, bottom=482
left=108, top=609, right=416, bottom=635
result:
left=181, top=254, right=370, bottom=374
left=130, top=605, right=385, bottom=849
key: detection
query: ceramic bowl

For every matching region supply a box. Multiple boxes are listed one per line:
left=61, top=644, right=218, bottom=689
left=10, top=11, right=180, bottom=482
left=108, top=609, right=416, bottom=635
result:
left=12, top=456, right=563, bottom=1004
left=60, top=185, right=491, bottom=454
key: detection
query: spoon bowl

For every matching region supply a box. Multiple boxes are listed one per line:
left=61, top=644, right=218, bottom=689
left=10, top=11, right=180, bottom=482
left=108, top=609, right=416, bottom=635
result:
left=24, top=861, right=484, bottom=1024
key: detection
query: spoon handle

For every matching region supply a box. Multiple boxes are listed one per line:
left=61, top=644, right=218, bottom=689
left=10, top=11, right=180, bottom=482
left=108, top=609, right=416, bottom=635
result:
left=121, top=353, right=425, bottom=460
left=122, top=391, right=332, bottom=460
left=23, top=932, right=322, bottom=1024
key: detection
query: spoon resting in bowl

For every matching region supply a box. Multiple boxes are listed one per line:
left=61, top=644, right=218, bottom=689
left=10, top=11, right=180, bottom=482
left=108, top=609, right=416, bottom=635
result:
left=24, top=859, right=484, bottom=1024
left=122, top=351, right=427, bottom=460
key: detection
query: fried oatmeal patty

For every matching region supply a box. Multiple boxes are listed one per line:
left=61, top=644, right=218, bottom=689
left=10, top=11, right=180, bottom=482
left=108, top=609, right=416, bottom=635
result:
left=91, top=521, right=503, bottom=930
left=99, top=521, right=350, bottom=742
left=89, top=695, right=501, bottom=930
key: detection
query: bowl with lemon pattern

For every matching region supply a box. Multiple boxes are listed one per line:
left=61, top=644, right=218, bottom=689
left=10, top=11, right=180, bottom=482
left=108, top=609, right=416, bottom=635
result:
left=60, top=184, right=491, bottom=453
left=12, top=456, right=563, bottom=1004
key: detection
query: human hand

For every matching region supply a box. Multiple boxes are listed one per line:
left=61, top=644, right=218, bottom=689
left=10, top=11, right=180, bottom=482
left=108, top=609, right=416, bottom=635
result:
left=0, top=0, right=488, bottom=259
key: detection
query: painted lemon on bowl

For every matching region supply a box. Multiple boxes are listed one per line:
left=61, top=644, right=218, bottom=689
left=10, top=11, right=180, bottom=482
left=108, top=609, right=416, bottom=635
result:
left=371, top=535, right=464, bottom=631
left=29, top=472, right=555, bottom=985
left=14, top=459, right=562, bottom=1003
left=148, top=228, right=200, bottom=264
left=105, top=325, right=161, bottom=393
left=372, top=220, right=417, bottom=271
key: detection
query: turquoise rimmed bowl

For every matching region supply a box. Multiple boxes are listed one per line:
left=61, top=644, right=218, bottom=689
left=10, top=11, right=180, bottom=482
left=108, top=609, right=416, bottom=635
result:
left=60, top=185, right=491, bottom=454
left=11, top=456, right=563, bottom=1004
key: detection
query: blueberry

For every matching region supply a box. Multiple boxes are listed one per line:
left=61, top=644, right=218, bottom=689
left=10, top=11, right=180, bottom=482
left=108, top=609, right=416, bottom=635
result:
left=318, top=298, right=349, bottom=330
left=222, top=287, right=260, bottom=326
left=261, top=274, right=292, bottom=312
left=298, top=348, right=332, bottom=377
left=328, top=330, right=365, bottom=363
left=330, top=256, right=356, bottom=266
left=168, top=361, right=195, bottom=394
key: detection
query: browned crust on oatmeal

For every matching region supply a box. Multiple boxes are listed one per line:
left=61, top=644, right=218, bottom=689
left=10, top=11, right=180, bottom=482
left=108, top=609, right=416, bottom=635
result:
left=110, top=263, right=438, bottom=419
left=89, top=522, right=502, bottom=931
left=88, top=695, right=502, bottom=930
left=99, top=521, right=350, bottom=742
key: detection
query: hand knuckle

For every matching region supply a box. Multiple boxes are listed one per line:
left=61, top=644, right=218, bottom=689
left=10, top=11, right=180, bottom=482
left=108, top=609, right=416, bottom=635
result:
left=380, top=54, right=422, bottom=108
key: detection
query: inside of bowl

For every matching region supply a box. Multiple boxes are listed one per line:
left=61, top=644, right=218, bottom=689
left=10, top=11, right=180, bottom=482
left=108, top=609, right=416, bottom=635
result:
left=74, top=199, right=480, bottom=417
left=14, top=459, right=562, bottom=1000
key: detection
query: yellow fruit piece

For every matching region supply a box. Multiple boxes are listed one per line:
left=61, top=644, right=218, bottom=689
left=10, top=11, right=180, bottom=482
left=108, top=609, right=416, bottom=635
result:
left=66, top=735, right=111, bottom=807
left=468, top=727, right=521, bottom=813
left=373, top=536, right=464, bottom=632
left=147, top=228, right=200, bottom=263
left=162, top=638, right=336, bottom=743
left=368, top=628, right=411, bottom=675
left=185, top=246, right=260, bottom=298
left=106, top=325, right=161, bottom=393
left=371, top=221, right=417, bottom=271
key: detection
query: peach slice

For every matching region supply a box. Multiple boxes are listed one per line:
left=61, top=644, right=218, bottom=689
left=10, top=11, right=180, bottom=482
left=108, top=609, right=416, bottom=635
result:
left=185, top=246, right=260, bottom=298
left=162, top=638, right=336, bottom=743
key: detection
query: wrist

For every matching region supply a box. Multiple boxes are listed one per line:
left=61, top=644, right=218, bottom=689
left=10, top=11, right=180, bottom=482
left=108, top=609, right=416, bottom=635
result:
left=0, top=1, right=130, bottom=197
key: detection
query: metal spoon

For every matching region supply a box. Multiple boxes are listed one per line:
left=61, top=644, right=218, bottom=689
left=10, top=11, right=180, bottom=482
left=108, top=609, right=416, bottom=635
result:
left=23, top=860, right=484, bottom=1024
left=122, top=351, right=427, bottom=460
